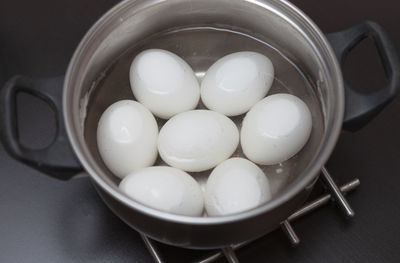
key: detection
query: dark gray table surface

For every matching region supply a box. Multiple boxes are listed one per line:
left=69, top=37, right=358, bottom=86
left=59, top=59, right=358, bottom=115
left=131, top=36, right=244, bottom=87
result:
left=1, top=0, right=399, bottom=262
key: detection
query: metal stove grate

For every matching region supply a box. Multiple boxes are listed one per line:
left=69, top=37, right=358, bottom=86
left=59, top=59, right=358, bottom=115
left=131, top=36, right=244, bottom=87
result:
left=140, top=166, right=359, bottom=263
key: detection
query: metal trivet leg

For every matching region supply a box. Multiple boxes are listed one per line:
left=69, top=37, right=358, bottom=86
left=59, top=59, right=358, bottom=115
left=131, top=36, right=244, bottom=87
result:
left=321, top=166, right=355, bottom=217
left=281, top=220, right=300, bottom=246
left=140, top=234, right=165, bottom=263
left=141, top=173, right=360, bottom=263
left=221, top=247, right=240, bottom=263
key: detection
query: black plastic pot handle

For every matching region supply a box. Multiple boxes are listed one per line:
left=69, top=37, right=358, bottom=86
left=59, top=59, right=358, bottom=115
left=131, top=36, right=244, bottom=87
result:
left=326, top=21, right=400, bottom=132
left=0, top=75, right=82, bottom=179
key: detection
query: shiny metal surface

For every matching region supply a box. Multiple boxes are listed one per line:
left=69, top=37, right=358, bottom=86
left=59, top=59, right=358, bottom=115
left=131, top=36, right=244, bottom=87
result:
left=196, top=252, right=223, bottom=263
left=140, top=234, right=165, bottom=263
left=63, top=0, right=344, bottom=247
left=96, top=182, right=310, bottom=248
left=321, top=166, right=355, bottom=217
left=281, top=220, right=301, bottom=246
left=221, top=247, right=240, bottom=263
left=287, top=178, right=360, bottom=221
left=143, top=177, right=360, bottom=262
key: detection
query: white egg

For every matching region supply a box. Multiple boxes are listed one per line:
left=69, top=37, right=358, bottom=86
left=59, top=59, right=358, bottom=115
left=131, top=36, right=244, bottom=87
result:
left=129, top=49, right=200, bottom=119
left=205, top=157, right=271, bottom=216
left=241, top=93, right=312, bottom=165
left=158, top=110, right=239, bottom=172
left=201, top=51, right=274, bottom=116
left=97, top=100, right=158, bottom=178
left=119, top=166, right=204, bottom=216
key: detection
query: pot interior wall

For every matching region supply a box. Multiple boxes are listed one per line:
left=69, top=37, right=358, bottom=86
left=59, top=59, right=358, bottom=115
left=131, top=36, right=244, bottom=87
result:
left=83, top=26, right=324, bottom=198
left=66, top=0, right=341, bottom=218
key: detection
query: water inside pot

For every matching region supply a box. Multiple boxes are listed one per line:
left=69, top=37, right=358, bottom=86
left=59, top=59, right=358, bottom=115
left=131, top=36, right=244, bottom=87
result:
left=83, top=26, right=324, bottom=199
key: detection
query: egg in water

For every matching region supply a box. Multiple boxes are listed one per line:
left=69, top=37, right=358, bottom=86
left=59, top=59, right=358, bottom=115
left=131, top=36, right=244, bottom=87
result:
left=130, top=49, right=200, bottom=119
left=158, top=110, right=239, bottom=172
left=119, top=166, right=204, bottom=216
left=241, top=93, right=312, bottom=165
left=201, top=51, right=274, bottom=116
left=97, top=100, right=158, bottom=178
left=205, top=157, right=271, bottom=216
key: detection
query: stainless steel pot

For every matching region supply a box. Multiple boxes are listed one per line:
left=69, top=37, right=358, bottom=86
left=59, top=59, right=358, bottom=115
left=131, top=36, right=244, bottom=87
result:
left=1, top=0, right=399, bottom=249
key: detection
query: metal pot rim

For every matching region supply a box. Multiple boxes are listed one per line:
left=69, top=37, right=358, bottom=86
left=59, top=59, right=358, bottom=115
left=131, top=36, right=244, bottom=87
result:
left=63, top=0, right=344, bottom=225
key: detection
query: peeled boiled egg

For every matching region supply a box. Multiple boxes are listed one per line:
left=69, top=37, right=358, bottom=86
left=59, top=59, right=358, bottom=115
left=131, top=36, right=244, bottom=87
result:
left=241, top=93, right=312, bottom=165
left=158, top=110, right=239, bottom=172
left=205, top=157, right=271, bottom=216
left=129, top=49, right=200, bottom=119
left=119, top=166, right=204, bottom=216
left=201, top=51, right=274, bottom=116
left=97, top=100, right=158, bottom=178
